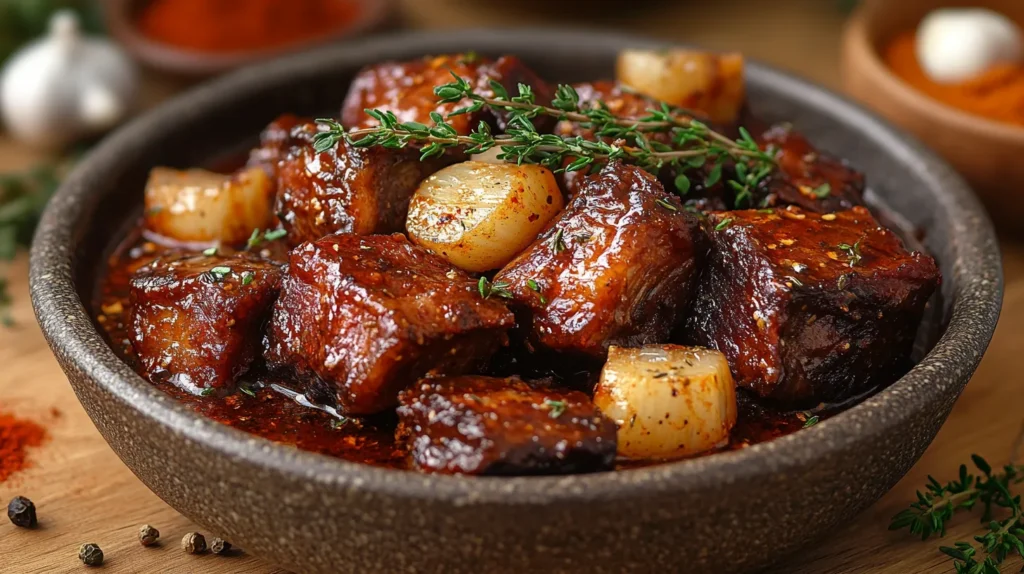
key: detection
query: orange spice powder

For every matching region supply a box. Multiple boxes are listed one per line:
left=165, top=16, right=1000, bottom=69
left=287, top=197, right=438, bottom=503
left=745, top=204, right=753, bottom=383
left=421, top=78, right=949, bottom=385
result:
left=0, top=411, right=47, bottom=483
left=885, top=30, right=1024, bottom=126
left=137, top=0, right=361, bottom=54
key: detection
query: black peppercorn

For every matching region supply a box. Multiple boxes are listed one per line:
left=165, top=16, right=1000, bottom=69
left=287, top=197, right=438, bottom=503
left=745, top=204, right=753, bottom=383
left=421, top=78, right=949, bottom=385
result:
left=78, top=543, right=103, bottom=566
left=6, top=496, right=36, bottom=528
left=181, top=531, right=207, bottom=554
left=138, top=524, right=160, bottom=546
left=210, top=537, right=232, bottom=554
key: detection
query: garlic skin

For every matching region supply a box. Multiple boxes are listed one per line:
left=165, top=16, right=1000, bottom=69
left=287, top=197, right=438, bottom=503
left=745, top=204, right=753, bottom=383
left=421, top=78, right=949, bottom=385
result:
left=916, top=8, right=1023, bottom=84
left=0, top=10, right=138, bottom=150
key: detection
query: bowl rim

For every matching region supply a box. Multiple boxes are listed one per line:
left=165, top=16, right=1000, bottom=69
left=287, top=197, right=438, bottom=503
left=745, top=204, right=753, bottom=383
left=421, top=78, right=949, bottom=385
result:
left=30, top=28, right=1003, bottom=504
left=844, top=2, right=1024, bottom=144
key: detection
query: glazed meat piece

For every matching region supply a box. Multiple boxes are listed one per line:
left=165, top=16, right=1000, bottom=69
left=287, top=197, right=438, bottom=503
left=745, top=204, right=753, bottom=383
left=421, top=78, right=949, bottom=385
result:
left=246, top=113, right=307, bottom=180
left=129, top=253, right=283, bottom=395
left=753, top=123, right=866, bottom=213
left=271, top=118, right=448, bottom=246
left=494, top=162, right=708, bottom=360
left=683, top=206, right=940, bottom=405
left=264, top=233, right=515, bottom=415
left=342, top=53, right=555, bottom=136
left=396, top=376, right=617, bottom=475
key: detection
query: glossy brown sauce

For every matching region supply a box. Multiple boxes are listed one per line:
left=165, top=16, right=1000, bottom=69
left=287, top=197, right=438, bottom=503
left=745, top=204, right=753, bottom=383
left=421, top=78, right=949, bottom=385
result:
left=92, top=224, right=825, bottom=470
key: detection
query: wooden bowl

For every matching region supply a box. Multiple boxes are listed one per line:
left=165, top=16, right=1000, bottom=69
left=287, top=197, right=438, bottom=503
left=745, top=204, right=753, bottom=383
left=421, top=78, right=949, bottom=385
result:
left=103, top=0, right=393, bottom=77
left=842, top=0, right=1024, bottom=230
left=30, top=29, right=1002, bottom=574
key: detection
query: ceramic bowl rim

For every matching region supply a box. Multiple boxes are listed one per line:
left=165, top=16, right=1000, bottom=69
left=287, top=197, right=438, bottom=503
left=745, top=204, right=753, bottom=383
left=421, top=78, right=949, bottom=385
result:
left=30, top=28, right=1003, bottom=504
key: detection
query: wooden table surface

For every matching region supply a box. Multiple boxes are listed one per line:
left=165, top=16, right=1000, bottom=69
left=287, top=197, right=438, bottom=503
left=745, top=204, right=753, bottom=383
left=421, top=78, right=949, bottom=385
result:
left=1, top=1, right=1023, bottom=572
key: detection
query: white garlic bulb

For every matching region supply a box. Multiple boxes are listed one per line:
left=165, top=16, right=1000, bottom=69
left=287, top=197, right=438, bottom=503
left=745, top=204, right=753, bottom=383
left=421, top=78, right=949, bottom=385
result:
left=916, top=8, right=1024, bottom=84
left=0, top=10, right=138, bottom=150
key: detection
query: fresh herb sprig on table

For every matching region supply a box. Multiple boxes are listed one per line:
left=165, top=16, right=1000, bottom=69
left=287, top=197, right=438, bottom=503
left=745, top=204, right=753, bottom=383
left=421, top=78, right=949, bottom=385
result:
left=312, top=73, right=776, bottom=204
left=890, top=455, right=1024, bottom=573
left=0, top=163, right=62, bottom=326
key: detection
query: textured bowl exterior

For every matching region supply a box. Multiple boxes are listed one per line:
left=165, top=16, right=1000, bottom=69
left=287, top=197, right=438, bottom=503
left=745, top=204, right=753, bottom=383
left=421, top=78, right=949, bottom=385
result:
left=30, top=30, right=1002, bottom=573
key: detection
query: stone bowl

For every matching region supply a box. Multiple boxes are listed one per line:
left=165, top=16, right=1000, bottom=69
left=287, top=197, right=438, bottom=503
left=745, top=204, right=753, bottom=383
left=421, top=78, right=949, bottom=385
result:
left=29, top=29, right=1003, bottom=573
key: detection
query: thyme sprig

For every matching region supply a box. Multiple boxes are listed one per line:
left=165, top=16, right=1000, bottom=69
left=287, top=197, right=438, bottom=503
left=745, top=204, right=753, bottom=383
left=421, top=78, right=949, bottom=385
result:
left=890, top=455, right=1024, bottom=573
left=0, top=163, right=64, bottom=327
left=312, top=73, right=776, bottom=202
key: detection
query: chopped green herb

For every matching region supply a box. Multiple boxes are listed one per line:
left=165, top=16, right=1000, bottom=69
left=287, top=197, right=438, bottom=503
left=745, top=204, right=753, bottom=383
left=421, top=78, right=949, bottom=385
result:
left=655, top=198, right=679, bottom=212
left=837, top=274, right=848, bottom=290
left=714, top=218, right=733, bottom=231
left=810, top=183, right=831, bottom=198
left=526, top=279, right=547, bottom=304
left=239, top=385, right=257, bottom=398
left=551, top=228, right=567, bottom=253
left=202, top=246, right=218, bottom=256
left=208, top=266, right=231, bottom=281
left=786, top=276, right=804, bottom=287
left=241, top=271, right=255, bottom=286
left=543, top=398, right=567, bottom=419
left=478, top=276, right=513, bottom=299
left=330, top=418, right=349, bottom=429
left=837, top=240, right=863, bottom=267
left=200, top=387, right=216, bottom=397
left=802, top=415, right=819, bottom=428
left=247, top=228, right=287, bottom=249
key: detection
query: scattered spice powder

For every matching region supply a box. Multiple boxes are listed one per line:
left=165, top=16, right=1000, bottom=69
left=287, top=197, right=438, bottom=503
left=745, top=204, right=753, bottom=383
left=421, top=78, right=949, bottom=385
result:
left=137, top=0, right=362, bottom=54
left=885, top=30, right=1024, bottom=126
left=0, top=410, right=47, bottom=482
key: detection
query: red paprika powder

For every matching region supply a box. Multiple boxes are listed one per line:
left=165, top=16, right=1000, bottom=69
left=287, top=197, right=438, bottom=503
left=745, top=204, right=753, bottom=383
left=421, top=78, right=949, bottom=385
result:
left=137, top=0, right=361, bottom=54
left=0, top=411, right=47, bottom=482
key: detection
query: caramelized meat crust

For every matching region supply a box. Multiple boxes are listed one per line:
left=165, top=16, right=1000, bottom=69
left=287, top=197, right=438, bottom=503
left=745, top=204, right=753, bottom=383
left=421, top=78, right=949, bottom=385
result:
left=683, top=206, right=940, bottom=405
left=494, top=162, right=708, bottom=360
left=269, top=118, right=447, bottom=246
left=396, top=376, right=617, bottom=475
left=754, top=124, right=866, bottom=213
left=246, top=113, right=307, bottom=180
left=129, top=253, right=284, bottom=395
left=264, top=234, right=516, bottom=415
left=342, top=54, right=555, bottom=136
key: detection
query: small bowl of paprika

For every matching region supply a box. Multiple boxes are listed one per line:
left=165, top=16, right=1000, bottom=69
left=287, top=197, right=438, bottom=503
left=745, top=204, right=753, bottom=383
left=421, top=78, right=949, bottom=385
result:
left=841, top=0, right=1024, bottom=231
left=104, top=0, right=393, bottom=77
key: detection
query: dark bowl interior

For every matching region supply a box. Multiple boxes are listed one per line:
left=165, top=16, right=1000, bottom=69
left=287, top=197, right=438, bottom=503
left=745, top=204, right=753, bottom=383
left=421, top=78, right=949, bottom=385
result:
left=30, top=29, right=1002, bottom=573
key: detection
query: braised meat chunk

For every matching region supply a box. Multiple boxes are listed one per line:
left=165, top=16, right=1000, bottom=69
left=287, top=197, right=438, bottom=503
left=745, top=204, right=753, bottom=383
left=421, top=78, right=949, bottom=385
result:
left=494, top=162, right=708, bottom=360
left=246, top=113, right=307, bottom=180
left=271, top=119, right=447, bottom=246
left=683, top=206, right=939, bottom=405
left=129, top=253, right=283, bottom=395
left=342, top=53, right=554, bottom=136
left=752, top=123, right=865, bottom=213
left=264, top=233, right=515, bottom=415
left=396, top=376, right=617, bottom=475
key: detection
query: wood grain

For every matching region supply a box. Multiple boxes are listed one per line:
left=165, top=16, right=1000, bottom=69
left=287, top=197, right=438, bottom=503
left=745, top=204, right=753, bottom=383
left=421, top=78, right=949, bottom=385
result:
left=1, top=1, right=1022, bottom=572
